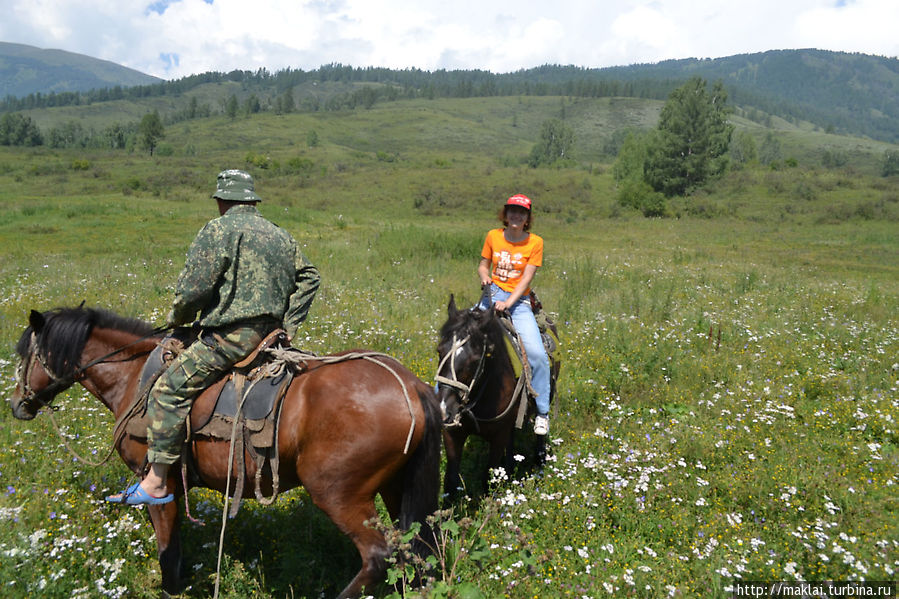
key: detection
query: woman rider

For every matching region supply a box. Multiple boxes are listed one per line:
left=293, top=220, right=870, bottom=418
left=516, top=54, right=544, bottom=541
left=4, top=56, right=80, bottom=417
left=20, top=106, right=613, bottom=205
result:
left=477, top=193, right=552, bottom=435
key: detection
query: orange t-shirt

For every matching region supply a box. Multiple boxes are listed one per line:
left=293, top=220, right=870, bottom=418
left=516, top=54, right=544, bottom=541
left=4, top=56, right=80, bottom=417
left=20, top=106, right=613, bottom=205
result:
left=481, top=228, right=544, bottom=293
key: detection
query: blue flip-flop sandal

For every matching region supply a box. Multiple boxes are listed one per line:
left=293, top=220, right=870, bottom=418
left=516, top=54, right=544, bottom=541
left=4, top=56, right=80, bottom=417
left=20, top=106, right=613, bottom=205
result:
left=106, top=482, right=174, bottom=505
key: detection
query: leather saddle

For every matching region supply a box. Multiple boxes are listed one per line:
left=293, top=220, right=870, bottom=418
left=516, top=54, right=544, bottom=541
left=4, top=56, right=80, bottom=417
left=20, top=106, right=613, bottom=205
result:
left=129, top=327, right=296, bottom=441
left=119, top=327, right=308, bottom=514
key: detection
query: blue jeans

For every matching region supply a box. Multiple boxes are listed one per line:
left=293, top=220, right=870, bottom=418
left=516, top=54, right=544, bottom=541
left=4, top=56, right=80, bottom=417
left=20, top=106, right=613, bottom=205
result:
left=479, top=283, right=551, bottom=415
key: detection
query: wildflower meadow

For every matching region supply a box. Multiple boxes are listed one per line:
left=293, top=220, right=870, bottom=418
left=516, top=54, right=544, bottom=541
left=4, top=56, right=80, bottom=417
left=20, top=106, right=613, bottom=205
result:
left=0, top=102, right=897, bottom=597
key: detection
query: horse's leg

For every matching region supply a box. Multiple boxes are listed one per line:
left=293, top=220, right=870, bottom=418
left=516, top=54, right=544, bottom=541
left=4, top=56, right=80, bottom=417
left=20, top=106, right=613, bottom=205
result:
left=505, top=428, right=516, bottom=475
left=380, top=483, right=401, bottom=521
left=534, top=433, right=548, bottom=468
left=297, top=448, right=393, bottom=596
left=307, top=489, right=389, bottom=599
left=148, top=501, right=181, bottom=595
left=442, top=429, right=466, bottom=503
left=484, top=425, right=514, bottom=491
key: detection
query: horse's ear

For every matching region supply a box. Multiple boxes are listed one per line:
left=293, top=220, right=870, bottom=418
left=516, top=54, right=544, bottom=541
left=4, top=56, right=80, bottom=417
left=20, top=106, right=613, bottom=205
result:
left=29, top=309, right=45, bottom=333
left=447, top=294, right=458, bottom=316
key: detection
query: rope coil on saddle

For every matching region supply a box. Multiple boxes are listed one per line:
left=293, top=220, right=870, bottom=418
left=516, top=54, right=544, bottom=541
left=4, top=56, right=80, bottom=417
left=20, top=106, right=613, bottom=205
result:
left=266, top=347, right=418, bottom=454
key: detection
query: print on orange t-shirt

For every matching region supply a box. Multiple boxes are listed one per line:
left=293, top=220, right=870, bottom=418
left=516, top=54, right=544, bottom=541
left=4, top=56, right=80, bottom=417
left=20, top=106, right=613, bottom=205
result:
left=481, top=228, right=544, bottom=294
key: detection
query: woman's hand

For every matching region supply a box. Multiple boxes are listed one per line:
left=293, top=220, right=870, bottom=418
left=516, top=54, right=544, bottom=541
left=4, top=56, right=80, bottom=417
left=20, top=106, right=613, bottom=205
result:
left=478, top=258, right=493, bottom=288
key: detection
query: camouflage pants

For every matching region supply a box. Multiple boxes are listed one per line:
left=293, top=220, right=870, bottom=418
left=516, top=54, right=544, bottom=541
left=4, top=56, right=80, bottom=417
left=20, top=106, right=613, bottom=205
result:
left=146, top=321, right=272, bottom=465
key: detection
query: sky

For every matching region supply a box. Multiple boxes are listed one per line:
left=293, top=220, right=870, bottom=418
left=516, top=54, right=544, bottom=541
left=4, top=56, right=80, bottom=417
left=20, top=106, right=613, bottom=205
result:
left=1, top=0, right=897, bottom=81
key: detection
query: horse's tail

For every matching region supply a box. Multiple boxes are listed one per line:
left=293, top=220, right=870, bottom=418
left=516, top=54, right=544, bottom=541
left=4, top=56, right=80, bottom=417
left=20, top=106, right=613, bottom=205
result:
left=399, top=384, right=442, bottom=555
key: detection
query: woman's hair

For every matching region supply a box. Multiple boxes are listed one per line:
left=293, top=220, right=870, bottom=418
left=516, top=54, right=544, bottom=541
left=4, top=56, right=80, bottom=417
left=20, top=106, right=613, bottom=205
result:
left=498, top=205, right=533, bottom=231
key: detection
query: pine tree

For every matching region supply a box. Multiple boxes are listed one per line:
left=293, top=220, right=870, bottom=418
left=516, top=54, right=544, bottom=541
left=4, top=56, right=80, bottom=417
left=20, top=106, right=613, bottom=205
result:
left=225, top=94, right=239, bottom=119
left=644, top=77, right=733, bottom=196
left=138, top=110, right=164, bottom=156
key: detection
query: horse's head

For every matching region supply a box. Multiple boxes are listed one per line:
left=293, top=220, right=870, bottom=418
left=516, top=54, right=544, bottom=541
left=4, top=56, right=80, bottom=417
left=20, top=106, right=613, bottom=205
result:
left=435, top=295, right=498, bottom=427
left=9, top=305, right=162, bottom=420
left=8, top=310, right=76, bottom=420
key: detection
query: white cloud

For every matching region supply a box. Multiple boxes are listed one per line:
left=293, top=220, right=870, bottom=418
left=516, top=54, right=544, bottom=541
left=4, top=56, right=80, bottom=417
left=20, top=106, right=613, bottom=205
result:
left=0, top=0, right=896, bottom=80
left=603, top=5, right=686, bottom=65
left=796, top=0, right=899, bottom=54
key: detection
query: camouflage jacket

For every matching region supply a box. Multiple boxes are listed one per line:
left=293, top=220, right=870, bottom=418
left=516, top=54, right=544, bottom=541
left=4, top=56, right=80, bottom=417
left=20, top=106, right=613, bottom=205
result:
left=167, top=204, right=320, bottom=339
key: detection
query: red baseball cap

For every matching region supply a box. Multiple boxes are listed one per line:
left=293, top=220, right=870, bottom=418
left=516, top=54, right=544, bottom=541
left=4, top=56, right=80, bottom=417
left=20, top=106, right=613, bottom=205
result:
left=505, top=194, right=532, bottom=210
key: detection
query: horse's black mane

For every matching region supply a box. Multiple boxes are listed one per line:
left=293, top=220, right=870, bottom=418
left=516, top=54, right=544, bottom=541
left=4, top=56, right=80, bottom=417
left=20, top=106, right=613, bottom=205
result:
left=15, top=306, right=156, bottom=377
left=439, top=306, right=506, bottom=352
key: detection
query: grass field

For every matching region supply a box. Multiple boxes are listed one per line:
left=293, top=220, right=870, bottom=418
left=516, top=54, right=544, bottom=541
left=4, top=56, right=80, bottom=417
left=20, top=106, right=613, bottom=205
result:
left=0, top=97, right=897, bottom=598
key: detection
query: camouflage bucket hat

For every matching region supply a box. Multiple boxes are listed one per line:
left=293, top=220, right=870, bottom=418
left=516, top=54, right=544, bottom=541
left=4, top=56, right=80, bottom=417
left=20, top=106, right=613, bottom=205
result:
left=212, top=169, right=262, bottom=202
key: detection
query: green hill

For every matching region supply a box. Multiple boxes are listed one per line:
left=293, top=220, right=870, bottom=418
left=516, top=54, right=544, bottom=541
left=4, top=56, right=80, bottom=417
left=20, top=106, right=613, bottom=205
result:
left=2, top=46, right=898, bottom=182
left=11, top=93, right=896, bottom=181
left=0, top=41, right=161, bottom=98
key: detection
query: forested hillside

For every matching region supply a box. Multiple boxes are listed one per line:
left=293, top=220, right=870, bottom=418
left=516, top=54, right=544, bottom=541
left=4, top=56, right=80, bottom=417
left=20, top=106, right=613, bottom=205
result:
left=2, top=47, right=898, bottom=143
left=596, top=50, right=899, bottom=144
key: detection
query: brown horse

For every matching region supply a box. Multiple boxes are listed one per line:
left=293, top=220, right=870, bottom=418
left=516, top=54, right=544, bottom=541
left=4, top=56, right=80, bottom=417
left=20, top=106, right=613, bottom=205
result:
left=435, top=295, right=554, bottom=500
left=8, top=306, right=441, bottom=598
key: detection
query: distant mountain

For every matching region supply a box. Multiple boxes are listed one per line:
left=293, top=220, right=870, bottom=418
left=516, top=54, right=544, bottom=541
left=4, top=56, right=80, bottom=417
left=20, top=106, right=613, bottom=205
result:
left=0, top=41, right=161, bottom=98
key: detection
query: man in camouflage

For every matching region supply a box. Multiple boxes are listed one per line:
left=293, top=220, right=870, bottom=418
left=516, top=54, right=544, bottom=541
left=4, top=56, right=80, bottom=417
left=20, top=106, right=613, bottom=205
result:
left=108, top=169, right=320, bottom=505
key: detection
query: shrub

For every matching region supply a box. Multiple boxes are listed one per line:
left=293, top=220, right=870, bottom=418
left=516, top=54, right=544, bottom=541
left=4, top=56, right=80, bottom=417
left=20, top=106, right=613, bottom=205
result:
left=794, top=180, right=817, bottom=202
left=821, top=149, right=848, bottom=169
left=616, top=178, right=667, bottom=217
left=245, top=151, right=273, bottom=169
left=882, top=149, right=899, bottom=177
left=285, top=156, right=314, bottom=175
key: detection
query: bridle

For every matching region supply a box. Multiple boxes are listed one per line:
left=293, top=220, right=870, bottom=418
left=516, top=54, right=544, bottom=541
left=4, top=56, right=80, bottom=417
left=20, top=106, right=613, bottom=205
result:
left=16, top=332, right=79, bottom=410
left=435, top=330, right=492, bottom=428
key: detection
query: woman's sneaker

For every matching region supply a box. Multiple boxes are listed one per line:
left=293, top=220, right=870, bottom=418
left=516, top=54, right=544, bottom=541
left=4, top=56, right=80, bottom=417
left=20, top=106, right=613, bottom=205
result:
left=534, top=414, right=549, bottom=436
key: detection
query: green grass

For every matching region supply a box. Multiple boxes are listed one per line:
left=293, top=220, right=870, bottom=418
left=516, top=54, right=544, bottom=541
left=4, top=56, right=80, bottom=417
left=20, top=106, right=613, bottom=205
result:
left=0, top=97, right=897, bottom=598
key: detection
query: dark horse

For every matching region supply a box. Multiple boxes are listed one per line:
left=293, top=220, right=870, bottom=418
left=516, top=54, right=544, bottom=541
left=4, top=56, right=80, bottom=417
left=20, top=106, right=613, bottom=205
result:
left=435, top=295, right=556, bottom=500
left=8, top=306, right=441, bottom=598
